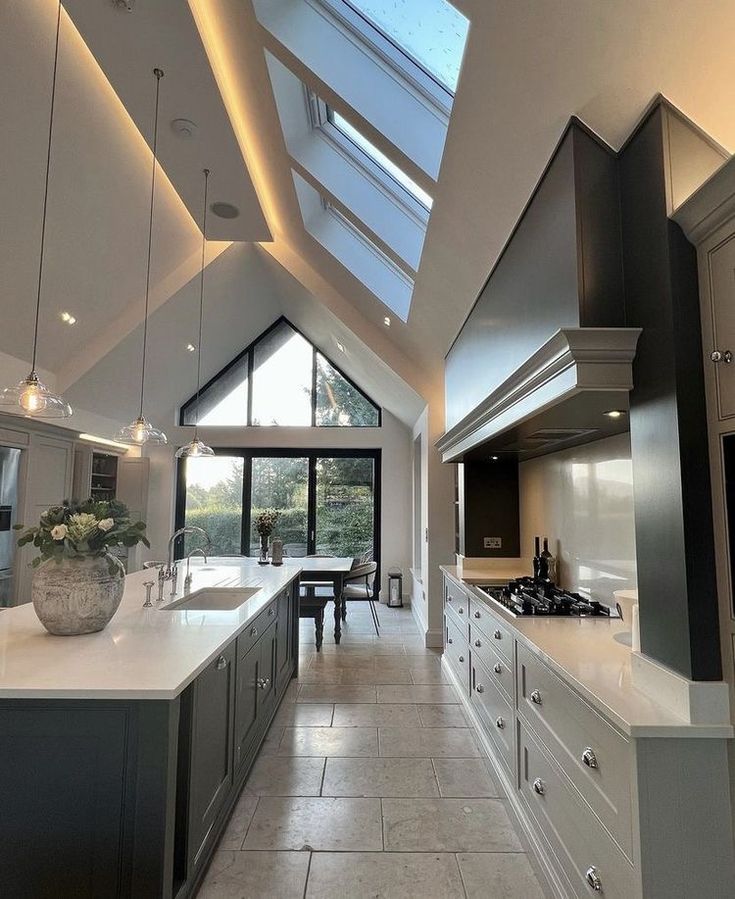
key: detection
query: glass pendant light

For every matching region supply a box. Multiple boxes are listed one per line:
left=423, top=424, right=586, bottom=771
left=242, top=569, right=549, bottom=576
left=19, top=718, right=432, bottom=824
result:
left=0, top=1, right=72, bottom=419
left=116, top=68, right=167, bottom=446
left=176, top=170, right=214, bottom=460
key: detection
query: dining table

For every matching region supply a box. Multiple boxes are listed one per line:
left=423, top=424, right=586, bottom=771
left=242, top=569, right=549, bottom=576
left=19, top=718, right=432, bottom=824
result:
left=295, top=556, right=355, bottom=644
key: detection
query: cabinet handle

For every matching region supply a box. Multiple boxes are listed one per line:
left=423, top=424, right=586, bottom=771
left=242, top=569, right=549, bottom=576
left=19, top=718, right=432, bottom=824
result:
left=493, top=663, right=502, bottom=674
left=447, top=596, right=453, bottom=602
left=532, top=777, right=545, bottom=796
left=474, top=639, right=482, bottom=647
left=476, top=684, right=485, bottom=694
left=458, top=608, right=464, bottom=615
left=585, top=866, right=602, bottom=892
left=216, top=655, right=228, bottom=670
left=495, top=716, right=505, bottom=729
left=582, top=747, right=599, bottom=769
left=530, top=689, right=543, bottom=705
left=711, top=349, right=733, bottom=364
left=447, top=637, right=453, bottom=644
left=493, top=629, right=502, bottom=639
left=474, top=611, right=481, bottom=619
left=458, top=655, right=465, bottom=663
left=250, top=626, right=258, bottom=637
left=268, top=607, right=275, bottom=616
left=257, top=677, right=270, bottom=689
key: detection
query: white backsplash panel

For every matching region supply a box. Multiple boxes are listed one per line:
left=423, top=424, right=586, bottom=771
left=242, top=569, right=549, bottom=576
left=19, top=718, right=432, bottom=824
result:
left=519, top=433, right=637, bottom=606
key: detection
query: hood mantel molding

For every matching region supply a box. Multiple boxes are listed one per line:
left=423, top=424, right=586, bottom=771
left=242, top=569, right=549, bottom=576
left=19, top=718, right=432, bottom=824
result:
left=436, top=328, right=642, bottom=463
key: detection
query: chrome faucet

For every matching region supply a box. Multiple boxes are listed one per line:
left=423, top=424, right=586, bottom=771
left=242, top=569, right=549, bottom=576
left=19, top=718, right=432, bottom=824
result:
left=165, top=526, right=211, bottom=595
left=184, top=547, right=208, bottom=591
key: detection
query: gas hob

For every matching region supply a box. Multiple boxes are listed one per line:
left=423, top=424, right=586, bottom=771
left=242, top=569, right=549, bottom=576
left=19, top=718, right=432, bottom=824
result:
left=476, top=577, right=619, bottom=618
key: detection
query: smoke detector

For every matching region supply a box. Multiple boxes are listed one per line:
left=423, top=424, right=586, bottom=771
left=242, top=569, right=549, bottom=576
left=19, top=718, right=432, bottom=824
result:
left=171, top=118, right=198, bottom=139
left=113, top=0, right=135, bottom=11
left=211, top=202, right=240, bottom=219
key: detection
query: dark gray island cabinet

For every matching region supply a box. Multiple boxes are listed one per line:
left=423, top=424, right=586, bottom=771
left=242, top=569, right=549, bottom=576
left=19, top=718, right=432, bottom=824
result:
left=0, top=575, right=299, bottom=899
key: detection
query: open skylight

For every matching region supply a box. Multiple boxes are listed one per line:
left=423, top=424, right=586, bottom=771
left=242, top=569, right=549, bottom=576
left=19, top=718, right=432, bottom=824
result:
left=341, top=0, right=469, bottom=93
left=329, top=109, right=433, bottom=210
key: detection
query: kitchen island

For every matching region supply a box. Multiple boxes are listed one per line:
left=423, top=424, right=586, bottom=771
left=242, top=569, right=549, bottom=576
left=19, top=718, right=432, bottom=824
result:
left=0, top=558, right=301, bottom=899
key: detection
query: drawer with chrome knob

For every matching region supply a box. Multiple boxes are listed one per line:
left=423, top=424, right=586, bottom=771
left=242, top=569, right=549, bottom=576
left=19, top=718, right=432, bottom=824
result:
left=495, top=716, right=505, bottom=729
left=493, top=662, right=502, bottom=674
left=474, top=610, right=481, bottom=619
left=530, top=689, right=543, bottom=705
left=532, top=777, right=545, bottom=795
left=582, top=747, right=599, bottom=769
left=585, top=866, right=602, bottom=892
left=457, top=607, right=464, bottom=614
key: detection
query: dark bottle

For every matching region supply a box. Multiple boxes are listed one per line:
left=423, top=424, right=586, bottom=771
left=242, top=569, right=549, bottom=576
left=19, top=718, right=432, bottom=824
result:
left=532, top=536, right=541, bottom=579
left=541, top=537, right=556, bottom=583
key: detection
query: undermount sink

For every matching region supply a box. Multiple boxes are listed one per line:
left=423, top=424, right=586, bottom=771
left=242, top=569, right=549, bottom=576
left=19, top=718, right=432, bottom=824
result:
left=162, top=586, right=261, bottom=612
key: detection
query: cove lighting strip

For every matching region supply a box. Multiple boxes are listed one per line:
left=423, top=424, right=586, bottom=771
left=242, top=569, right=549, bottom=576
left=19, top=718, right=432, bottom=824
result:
left=78, top=433, right=130, bottom=452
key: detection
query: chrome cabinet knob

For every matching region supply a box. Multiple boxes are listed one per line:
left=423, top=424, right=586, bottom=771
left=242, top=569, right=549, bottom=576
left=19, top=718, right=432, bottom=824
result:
left=447, top=596, right=453, bottom=602
left=268, top=607, right=275, bottom=616
left=474, top=639, right=482, bottom=647
left=257, top=676, right=270, bottom=689
left=250, top=626, right=258, bottom=637
left=493, top=663, right=502, bottom=674
left=447, top=637, right=453, bottom=644
left=585, top=866, right=602, bottom=891
left=474, top=611, right=481, bottom=619
left=495, top=716, right=505, bottom=729
left=458, top=607, right=464, bottom=614
left=476, top=684, right=485, bottom=694
left=493, top=629, right=502, bottom=640
left=711, top=349, right=733, bottom=363
left=582, top=747, right=599, bottom=769
left=532, top=777, right=545, bottom=795
left=530, top=689, right=543, bottom=705
left=458, top=655, right=465, bottom=662
left=216, top=655, right=228, bottom=671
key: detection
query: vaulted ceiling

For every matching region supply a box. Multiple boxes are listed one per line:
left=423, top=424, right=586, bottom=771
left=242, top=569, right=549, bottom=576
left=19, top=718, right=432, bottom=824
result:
left=2, top=0, right=735, bottom=434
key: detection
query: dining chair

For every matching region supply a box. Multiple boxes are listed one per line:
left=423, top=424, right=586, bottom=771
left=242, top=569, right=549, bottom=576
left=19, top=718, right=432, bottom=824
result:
left=341, top=561, right=380, bottom=636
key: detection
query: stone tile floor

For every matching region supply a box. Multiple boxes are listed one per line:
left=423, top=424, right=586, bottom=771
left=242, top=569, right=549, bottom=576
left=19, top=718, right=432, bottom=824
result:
left=197, top=604, right=546, bottom=899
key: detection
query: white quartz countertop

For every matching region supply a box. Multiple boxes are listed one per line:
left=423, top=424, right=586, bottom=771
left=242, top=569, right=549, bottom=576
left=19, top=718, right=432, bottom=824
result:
left=0, top=559, right=301, bottom=700
left=441, top=566, right=732, bottom=738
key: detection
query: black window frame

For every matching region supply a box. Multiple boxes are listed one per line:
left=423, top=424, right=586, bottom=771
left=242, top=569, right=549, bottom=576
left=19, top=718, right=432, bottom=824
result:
left=179, top=316, right=382, bottom=429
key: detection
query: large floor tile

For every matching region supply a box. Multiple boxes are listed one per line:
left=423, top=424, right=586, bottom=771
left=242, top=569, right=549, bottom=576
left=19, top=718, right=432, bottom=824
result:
left=377, top=685, right=458, bottom=704
left=271, top=703, right=334, bottom=727
left=198, top=850, right=310, bottom=898
left=297, top=684, right=377, bottom=703
left=410, top=665, right=451, bottom=684
left=340, top=668, right=413, bottom=685
left=217, top=789, right=259, bottom=850
left=306, top=852, right=464, bottom=899
left=457, top=852, right=546, bottom=899
left=379, top=727, right=480, bottom=758
left=278, top=726, right=378, bottom=757
left=322, top=757, right=439, bottom=797
left=418, top=704, right=470, bottom=727
left=243, top=797, right=383, bottom=851
left=382, top=798, right=522, bottom=852
left=433, top=758, right=500, bottom=798
left=332, top=703, right=421, bottom=727
left=258, top=726, right=285, bottom=756
left=245, top=756, right=325, bottom=796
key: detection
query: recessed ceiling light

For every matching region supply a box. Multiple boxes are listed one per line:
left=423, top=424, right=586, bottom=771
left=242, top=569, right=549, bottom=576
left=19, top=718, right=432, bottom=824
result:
left=171, top=118, right=198, bottom=139
left=336, top=340, right=345, bottom=353
left=186, top=343, right=196, bottom=352
left=383, top=316, right=391, bottom=327
left=210, top=201, right=240, bottom=220
left=604, top=409, right=627, bottom=419
left=490, top=455, right=499, bottom=461
left=60, top=311, right=76, bottom=325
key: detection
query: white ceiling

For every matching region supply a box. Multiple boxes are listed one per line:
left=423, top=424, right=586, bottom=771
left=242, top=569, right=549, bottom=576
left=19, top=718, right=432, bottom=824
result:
left=5, top=0, right=735, bottom=435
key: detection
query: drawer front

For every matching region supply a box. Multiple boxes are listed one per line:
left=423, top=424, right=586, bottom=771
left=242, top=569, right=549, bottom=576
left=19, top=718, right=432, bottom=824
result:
left=468, top=597, right=513, bottom=664
left=470, top=624, right=514, bottom=703
left=519, top=722, right=636, bottom=899
left=238, top=600, right=277, bottom=659
left=444, top=616, right=471, bottom=695
left=445, top=596, right=469, bottom=641
left=444, top=577, right=470, bottom=620
left=517, top=642, right=632, bottom=857
left=471, top=654, right=514, bottom=774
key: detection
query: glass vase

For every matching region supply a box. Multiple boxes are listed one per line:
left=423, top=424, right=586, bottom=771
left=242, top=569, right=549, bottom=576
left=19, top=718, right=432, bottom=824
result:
left=258, top=534, right=270, bottom=565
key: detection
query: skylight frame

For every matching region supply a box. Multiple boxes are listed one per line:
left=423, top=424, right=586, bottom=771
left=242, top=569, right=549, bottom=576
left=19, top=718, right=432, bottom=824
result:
left=311, top=0, right=455, bottom=114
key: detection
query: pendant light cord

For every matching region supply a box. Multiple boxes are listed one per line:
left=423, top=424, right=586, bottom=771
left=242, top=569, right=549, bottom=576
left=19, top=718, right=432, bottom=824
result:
left=138, top=67, right=164, bottom=419
left=193, top=169, right=210, bottom=437
left=30, top=0, right=62, bottom=374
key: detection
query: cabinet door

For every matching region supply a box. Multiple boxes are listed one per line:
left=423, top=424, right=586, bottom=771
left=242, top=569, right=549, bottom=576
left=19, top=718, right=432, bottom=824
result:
left=189, top=641, right=236, bottom=867
left=708, top=232, right=735, bottom=419
left=259, top=621, right=278, bottom=717
left=275, top=588, right=293, bottom=689
left=235, top=641, right=261, bottom=772
left=116, top=456, right=150, bottom=520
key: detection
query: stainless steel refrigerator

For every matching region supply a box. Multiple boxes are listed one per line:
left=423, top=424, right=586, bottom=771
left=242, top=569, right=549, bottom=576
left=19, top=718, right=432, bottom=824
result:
left=0, top=447, right=21, bottom=607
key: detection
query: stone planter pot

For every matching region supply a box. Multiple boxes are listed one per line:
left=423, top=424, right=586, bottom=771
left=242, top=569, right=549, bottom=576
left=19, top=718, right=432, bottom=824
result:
left=32, top=555, right=125, bottom=636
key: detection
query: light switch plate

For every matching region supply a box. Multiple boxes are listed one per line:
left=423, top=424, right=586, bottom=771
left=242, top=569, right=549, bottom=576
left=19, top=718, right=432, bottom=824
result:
left=484, top=537, right=502, bottom=549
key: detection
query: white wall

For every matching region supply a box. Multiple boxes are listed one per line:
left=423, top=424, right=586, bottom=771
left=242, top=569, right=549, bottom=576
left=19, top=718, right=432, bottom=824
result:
left=143, top=410, right=412, bottom=596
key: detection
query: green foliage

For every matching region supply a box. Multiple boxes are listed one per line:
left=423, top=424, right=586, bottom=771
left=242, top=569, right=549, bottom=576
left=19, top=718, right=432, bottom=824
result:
left=315, top=354, right=379, bottom=426
left=15, top=498, right=149, bottom=570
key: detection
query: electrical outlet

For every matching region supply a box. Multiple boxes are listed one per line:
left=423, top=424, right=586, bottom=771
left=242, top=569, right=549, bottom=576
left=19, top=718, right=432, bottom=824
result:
left=484, top=537, right=502, bottom=549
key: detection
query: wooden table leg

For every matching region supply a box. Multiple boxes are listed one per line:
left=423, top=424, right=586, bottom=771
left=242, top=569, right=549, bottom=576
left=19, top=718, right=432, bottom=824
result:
left=315, top=607, right=324, bottom=652
left=333, top=575, right=343, bottom=644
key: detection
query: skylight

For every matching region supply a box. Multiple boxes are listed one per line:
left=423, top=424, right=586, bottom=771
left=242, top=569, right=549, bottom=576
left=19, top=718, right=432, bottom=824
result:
left=329, top=110, right=433, bottom=210
left=342, top=0, right=469, bottom=93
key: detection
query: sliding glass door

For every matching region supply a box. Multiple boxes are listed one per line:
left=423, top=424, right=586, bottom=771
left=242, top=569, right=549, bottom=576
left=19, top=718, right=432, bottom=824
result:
left=177, top=449, right=380, bottom=568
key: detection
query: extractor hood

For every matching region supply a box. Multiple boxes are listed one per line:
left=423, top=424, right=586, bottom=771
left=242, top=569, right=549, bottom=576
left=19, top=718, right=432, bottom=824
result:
left=436, top=327, right=641, bottom=462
